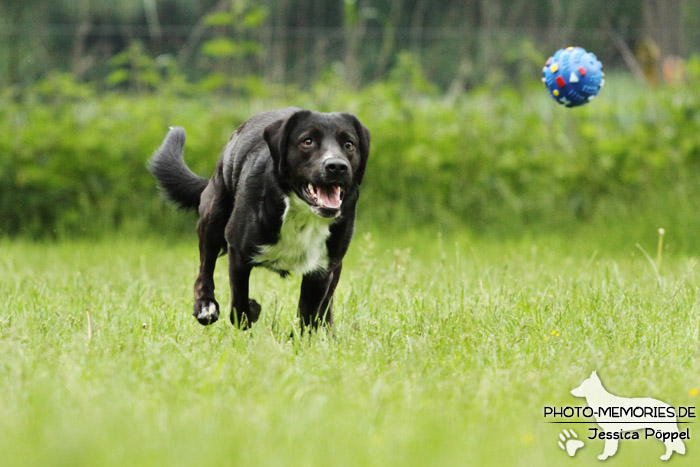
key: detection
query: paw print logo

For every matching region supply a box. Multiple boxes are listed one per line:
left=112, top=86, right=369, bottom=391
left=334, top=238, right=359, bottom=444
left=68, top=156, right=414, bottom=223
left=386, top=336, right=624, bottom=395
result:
left=558, top=429, right=584, bottom=457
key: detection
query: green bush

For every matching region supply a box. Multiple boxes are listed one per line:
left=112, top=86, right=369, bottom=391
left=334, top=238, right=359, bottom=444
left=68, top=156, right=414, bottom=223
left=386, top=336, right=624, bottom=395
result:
left=2, top=68, right=700, bottom=245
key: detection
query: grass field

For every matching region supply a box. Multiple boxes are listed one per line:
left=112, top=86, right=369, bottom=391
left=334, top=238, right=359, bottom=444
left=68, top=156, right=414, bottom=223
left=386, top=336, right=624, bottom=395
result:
left=1, top=227, right=699, bottom=466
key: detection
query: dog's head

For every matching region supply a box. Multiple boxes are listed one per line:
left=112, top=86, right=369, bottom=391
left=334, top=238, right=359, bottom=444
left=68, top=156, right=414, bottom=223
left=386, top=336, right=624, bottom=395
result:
left=263, top=110, right=370, bottom=218
left=571, top=370, right=604, bottom=398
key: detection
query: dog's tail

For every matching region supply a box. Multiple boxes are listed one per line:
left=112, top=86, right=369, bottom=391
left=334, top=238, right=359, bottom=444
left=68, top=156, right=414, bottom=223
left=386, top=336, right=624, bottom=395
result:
left=148, top=127, right=208, bottom=210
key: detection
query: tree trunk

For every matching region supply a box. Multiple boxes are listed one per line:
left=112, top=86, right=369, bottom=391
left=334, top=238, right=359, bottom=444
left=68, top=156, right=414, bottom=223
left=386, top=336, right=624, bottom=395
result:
left=72, top=18, right=92, bottom=80
left=643, top=0, right=684, bottom=57
left=343, top=0, right=368, bottom=87
left=375, top=0, right=403, bottom=80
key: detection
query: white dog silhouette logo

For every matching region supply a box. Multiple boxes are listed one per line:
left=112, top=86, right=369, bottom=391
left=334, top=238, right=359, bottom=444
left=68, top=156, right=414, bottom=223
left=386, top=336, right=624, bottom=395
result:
left=571, top=371, right=686, bottom=461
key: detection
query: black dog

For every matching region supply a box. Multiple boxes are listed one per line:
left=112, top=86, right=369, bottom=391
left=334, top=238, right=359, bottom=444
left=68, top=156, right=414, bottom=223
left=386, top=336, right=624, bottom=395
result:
left=149, top=108, right=370, bottom=329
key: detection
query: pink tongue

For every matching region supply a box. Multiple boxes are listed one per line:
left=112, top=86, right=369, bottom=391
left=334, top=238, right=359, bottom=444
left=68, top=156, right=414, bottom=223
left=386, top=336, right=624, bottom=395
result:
left=316, top=186, right=341, bottom=209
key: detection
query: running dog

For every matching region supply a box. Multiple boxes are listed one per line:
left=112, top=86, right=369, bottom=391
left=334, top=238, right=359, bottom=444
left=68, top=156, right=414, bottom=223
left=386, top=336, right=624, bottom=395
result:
left=149, top=108, right=370, bottom=329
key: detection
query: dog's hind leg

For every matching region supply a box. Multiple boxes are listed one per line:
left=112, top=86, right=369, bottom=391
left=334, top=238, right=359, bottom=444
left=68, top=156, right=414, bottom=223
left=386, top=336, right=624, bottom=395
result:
left=661, top=437, right=686, bottom=460
left=193, top=171, right=231, bottom=325
left=227, top=251, right=260, bottom=329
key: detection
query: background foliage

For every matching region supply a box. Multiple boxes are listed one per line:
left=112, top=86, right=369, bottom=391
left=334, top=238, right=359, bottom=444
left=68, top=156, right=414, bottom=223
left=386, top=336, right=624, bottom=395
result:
left=1, top=0, right=700, bottom=245
left=3, top=65, right=700, bottom=245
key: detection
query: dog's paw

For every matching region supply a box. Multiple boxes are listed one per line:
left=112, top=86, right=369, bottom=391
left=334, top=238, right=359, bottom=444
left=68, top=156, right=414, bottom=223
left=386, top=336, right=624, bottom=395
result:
left=230, top=299, right=261, bottom=329
left=193, top=299, right=220, bottom=325
left=557, top=429, right=584, bottom=457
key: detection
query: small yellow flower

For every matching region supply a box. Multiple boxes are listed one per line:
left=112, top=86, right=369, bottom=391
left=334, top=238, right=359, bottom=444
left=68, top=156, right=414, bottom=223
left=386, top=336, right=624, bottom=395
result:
left=689, top=388, right=698, bottom=397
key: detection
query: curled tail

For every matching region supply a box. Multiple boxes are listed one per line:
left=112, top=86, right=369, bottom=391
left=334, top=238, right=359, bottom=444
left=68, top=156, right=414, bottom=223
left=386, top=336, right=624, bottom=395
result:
left=148, top=127, right=208, bottom=210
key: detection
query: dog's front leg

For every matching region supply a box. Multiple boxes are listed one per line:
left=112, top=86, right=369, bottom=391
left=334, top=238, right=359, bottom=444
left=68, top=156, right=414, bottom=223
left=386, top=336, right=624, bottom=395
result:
left=298, top=264, right=341, bottom=330
left=228, top=250, right=261, bottom=329
left=598, top=437, right=619, bottom=460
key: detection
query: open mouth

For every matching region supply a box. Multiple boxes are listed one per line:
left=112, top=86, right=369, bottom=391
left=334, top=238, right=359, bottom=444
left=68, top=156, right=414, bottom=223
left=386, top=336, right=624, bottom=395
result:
left=302, top=183, right=344, bottom=213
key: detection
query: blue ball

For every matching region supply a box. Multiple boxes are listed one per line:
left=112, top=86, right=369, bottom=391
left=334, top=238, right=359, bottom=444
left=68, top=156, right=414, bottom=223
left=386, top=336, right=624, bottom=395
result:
left=542, top=47, right=604, bottom=107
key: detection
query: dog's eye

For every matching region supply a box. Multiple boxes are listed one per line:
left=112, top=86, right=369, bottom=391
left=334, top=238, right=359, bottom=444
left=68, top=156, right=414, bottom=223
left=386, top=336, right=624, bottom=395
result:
left=344, top=141, right=355, bottom=151
left=301, top=138, right=313, bottom=148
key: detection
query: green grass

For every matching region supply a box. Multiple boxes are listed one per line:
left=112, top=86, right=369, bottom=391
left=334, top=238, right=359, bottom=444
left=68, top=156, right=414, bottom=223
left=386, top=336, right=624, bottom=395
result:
left=1, top=228, right=700, bottom=466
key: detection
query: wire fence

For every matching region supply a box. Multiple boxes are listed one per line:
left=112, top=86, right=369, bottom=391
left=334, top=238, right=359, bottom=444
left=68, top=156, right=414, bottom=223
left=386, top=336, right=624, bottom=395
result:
left=1, top=24, right=698, bottom=89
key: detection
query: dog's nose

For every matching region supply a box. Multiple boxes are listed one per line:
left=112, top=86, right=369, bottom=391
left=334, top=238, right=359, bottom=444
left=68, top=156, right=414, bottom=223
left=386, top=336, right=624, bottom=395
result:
left=324, top=158, right=349, bottom=176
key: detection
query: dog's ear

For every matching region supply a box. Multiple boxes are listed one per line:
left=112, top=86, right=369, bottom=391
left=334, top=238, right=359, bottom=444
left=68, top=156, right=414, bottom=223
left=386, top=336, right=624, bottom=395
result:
left=263, top=110, right=310, bottom=178
left=342, top=113, right=370, bottom=185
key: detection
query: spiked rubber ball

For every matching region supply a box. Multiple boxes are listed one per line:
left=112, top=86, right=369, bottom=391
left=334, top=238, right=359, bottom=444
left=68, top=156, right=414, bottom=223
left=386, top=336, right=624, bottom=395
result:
left=542, top=47, right=604, bottom=107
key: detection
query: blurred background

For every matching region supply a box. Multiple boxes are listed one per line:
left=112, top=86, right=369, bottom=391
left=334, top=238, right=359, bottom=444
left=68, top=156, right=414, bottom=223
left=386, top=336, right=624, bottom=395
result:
left=2, top=0, right=700, bottom=247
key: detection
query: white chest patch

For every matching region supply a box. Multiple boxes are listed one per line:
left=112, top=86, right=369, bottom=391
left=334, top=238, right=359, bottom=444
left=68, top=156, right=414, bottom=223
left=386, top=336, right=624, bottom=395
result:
left=253, top=196, right=333, bottom=275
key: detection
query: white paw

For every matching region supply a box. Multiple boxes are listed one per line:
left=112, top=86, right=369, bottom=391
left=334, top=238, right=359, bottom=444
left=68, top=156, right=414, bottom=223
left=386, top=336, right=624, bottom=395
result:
left=194, top=300, right=220, bottom=325
left=199, top=302, right=218, bottom=320
left=558, top=429, right=584, bottom=457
